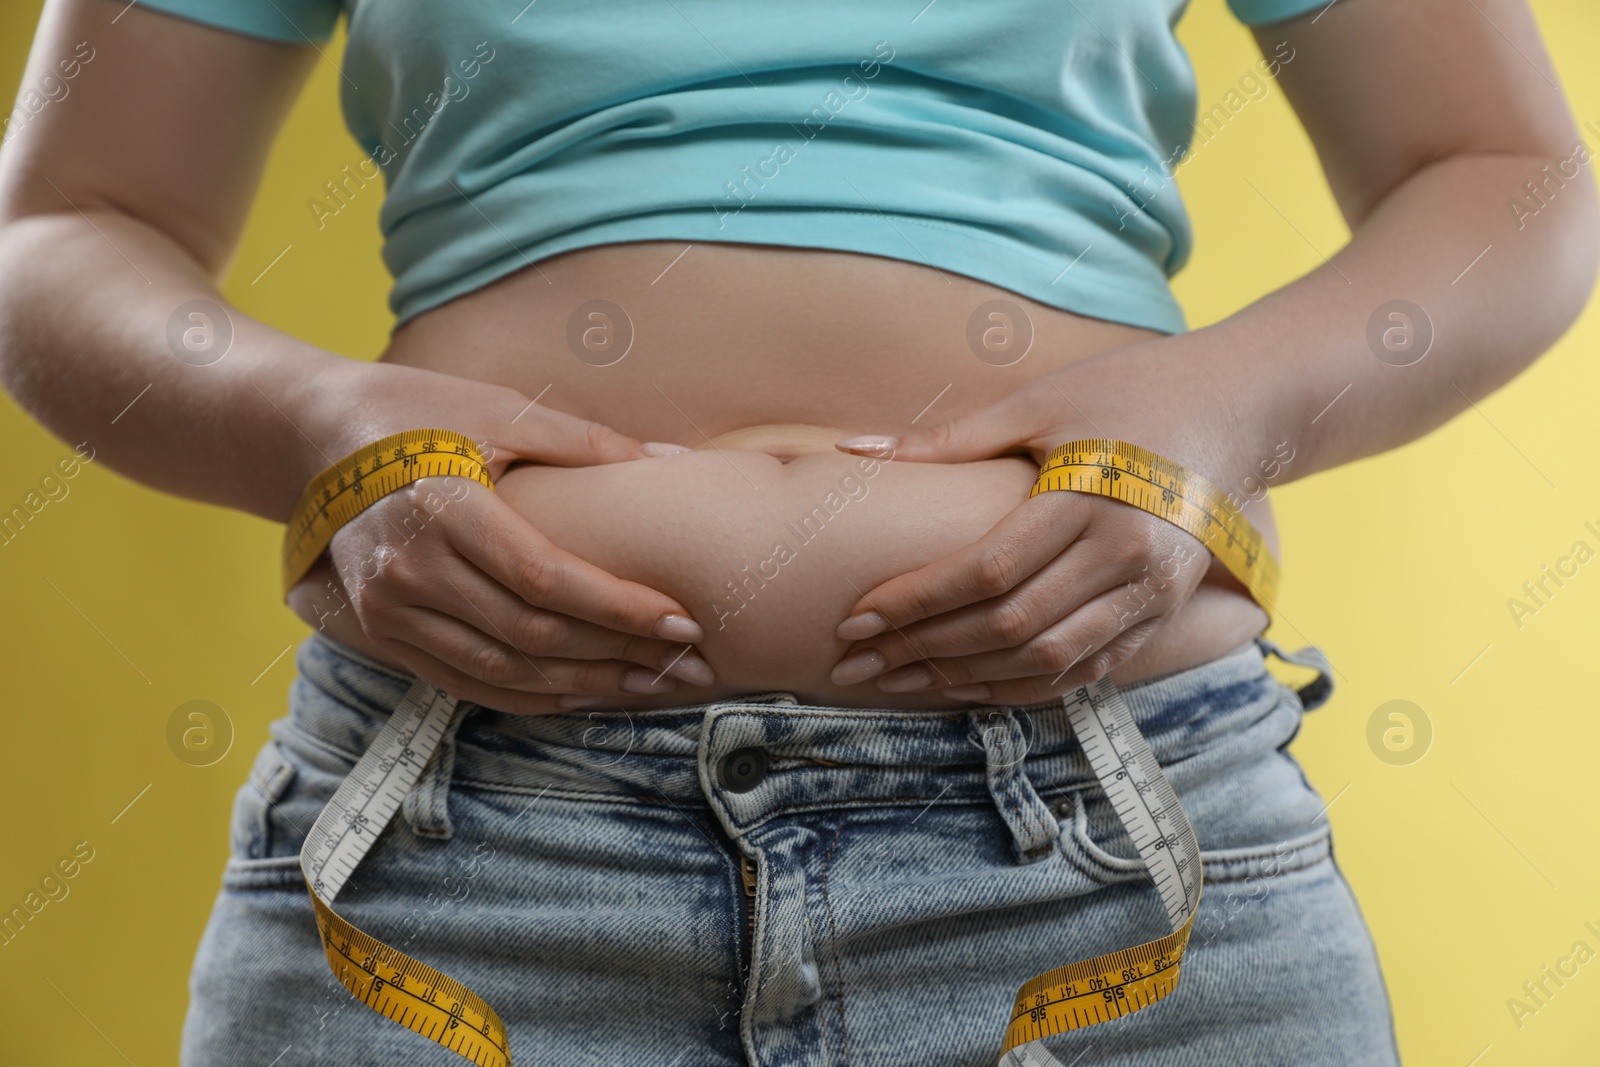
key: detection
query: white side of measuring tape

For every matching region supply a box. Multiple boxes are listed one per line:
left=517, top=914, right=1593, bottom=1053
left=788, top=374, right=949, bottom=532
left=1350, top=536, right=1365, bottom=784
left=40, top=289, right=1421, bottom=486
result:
left=296, top=676, right=1201, bottom=1064
left=301, top=681, right=462, bottom=902
left=1001, top=1042, right=1071, bottom=1067
left=298, top=682, right=514, bottom=1067
left=1067, top=678, right=1202, bottom=931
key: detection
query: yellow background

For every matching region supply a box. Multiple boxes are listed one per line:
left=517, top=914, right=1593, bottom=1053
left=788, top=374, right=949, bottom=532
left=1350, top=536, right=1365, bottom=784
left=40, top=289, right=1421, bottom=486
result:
left=2, top=1, right=1598, bottom=1063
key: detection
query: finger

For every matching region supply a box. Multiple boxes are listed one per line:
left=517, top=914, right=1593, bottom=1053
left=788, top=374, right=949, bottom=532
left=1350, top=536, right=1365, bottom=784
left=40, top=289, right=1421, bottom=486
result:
left=833, top=532, right=1136, bottom=681
left=487, top=400, right=682, bottom=468
left=941, top=617, right=1173, bottom=707
left=372, top=636, right=631, bottom=716
left=405, top=559, right=715, bottom=685
left=873, top=575, right=1188, bottom=694
left=447, top=491, right=707, bottom=643
left=835, top=388, right=1042, bottom=464
left=369, top=605, right=681, bottom=699
left=836, top=493, right=1089, bottom=640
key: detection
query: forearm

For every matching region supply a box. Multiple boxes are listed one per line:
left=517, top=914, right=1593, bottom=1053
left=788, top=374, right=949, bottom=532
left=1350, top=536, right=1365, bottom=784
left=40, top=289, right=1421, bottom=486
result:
left=1132, top=149, right=1599, bottom=494
left=0, top=207, right=360, bottom=521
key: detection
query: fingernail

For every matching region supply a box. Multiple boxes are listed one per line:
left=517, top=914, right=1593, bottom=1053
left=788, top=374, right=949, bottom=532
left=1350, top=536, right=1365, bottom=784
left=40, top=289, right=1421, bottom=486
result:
left=660, top=648, right=715, bottom=687
left=622, top=667, right=676, bottom=693
left=558, top=695, right=605, bottom=709
left=878, top=666, right=934, bottom=693
left=830, top=650, right=887, bottom=686
left=654, top=613, right=706, bottom=642
left=836, top=611, right=888, bottom=641
left=641, top=441, right=693, bottom=457
left=942, top=685, right=991, bottom=701
left=834, top=435, right=899, bottom=458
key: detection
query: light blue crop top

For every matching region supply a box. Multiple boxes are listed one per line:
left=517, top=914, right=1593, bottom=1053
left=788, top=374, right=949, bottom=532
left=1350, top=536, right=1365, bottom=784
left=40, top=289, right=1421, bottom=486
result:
left=135, top=0, right=1326, bottom=334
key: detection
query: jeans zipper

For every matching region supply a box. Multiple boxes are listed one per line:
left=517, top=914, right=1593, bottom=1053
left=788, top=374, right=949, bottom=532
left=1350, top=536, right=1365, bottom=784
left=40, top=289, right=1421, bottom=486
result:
left=739, top=850, right=758, bottom=965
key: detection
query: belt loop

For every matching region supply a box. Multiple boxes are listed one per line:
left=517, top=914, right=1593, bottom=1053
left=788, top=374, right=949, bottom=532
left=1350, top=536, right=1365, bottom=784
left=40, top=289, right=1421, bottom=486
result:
left=401, top=695, right=470, bottom=841
left=1254, top=636, right=1336, bottom=712
left=968, top=708, right=1058, bottom=865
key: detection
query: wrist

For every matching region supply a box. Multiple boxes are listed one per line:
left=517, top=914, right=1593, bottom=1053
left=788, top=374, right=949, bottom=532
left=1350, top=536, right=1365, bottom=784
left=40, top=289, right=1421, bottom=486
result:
left=280, top=427, right=492, bottom=594
left=280, top=355, right=385, bottom=513
left=287, top=359, right=526, bottom=504
left=1053, top=337, right=1280, bottom=505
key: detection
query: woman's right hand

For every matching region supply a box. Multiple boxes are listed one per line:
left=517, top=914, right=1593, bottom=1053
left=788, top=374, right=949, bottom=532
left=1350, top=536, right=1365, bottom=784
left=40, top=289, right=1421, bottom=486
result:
left=286, top=360, right=714, bottom=714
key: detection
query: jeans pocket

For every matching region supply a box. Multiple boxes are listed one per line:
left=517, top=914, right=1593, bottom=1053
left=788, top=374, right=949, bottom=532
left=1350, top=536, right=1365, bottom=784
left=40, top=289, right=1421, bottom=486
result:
left=222, top=727, right=347, bottom=891
left=1047, top=787, right=1152, bottom=887
left=228, top=739, right=296, bottom=861
left=1049, top=784, right=1336, bottom=891
left=1188, top=825, right=1336, bottom=954
left=1199, top=824, right=1334, bottom=884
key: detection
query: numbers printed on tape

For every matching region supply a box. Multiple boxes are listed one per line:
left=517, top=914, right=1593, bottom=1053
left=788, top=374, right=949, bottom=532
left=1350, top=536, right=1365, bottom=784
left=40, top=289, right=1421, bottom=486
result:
left=1000, top=679, right=1203, bottom=1053
left=1030, top=438, right=1279, bottom=619
left=281, top=429, right=493, bottom=594
left=280, top=436, right=1238, bottom=1062
left=299, top=683, right=511, bottom=1067
left=303, top=678, right=1202, bottom=1063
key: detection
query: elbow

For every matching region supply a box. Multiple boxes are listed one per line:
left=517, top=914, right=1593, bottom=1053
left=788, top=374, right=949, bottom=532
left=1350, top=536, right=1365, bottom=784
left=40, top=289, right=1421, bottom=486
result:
left=0, top=216, right=38, bottom=396
left=1536, top=164, right=1600, bottom=343
left=1569, top=168, right=1600, bottom=301
left=1481, top=144, right=1600, bottom=351
left=0, top=223, right=60, bottom=416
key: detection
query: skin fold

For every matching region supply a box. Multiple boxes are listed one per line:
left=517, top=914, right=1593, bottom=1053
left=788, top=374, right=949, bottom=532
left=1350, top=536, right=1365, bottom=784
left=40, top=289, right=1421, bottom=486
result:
left=0, top=0, right=1594, bottom=714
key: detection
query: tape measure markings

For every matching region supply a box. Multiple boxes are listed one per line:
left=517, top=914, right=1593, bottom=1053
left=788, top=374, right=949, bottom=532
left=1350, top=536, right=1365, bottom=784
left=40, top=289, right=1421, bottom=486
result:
left=310, top=901, right=508, bottom=1061
left=282, top=430, right=493, bottom=593
left=286, top=438, right=484, bottom=554
left=272, top=432, right=1245, bottom=1062
left=293, top=676, right=1203, bottom=1062
left=293, top=673, right=1204, bottom=1062
left=1035, top=445, right=1267, bottom=570
left=1001, top=678, right=1203, bottom=1053
left=300, top=681, right=512, bottom=1067
left=1075, top=679, right=1200, bottom=925
left=312, top=903, right=503, bottom=1040
left=302, top=684, right=458, bottom=901
left=1037, top=443, right=1239, bottom=533
left=1030, top=439, right=1278, bottom=617
left=1036, top=449, right=1257, bottom=566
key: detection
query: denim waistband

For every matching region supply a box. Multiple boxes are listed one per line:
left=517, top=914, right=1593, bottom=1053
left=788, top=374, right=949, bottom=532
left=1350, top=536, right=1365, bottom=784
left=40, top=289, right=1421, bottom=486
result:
left=276, top=631, right=1327, bottom=842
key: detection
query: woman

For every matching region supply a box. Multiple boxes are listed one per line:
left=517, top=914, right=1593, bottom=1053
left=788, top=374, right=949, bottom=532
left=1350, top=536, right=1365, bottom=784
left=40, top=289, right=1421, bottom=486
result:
left=0, top=0, right=1593, bottom=1063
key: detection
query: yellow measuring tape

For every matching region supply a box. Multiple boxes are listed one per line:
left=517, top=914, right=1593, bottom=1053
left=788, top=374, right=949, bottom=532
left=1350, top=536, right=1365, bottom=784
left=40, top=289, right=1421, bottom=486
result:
left=284, top=429, right=508, bottom=1064
left=299, top=686, right=513, bottom=1067
left=992, top=438, right=1280, bottom=1052
left=1030, top=438, right=1279, bottom=619
left=281, top=429, right=494, bottom=594
left=280, top=432, right=1277, bottom=1063
left=1000, top=680, right=1202, bottom=1053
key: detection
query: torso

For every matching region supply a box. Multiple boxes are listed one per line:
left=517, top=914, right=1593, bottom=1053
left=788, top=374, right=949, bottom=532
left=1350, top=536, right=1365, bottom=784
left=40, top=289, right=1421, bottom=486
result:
left=303, top=241, right=1273, bottom=710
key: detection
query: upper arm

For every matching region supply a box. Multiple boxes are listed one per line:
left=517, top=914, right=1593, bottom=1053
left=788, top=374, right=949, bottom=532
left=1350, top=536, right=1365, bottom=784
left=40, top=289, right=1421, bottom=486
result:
left=1250, top=0, right=1584, bottom=227
left=0, top=0, right=321, bottom=276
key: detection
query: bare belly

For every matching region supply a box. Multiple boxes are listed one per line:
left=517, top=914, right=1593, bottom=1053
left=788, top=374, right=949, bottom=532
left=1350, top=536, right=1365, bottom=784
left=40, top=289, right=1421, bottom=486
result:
left=303, top=242, right=1273, bottom=709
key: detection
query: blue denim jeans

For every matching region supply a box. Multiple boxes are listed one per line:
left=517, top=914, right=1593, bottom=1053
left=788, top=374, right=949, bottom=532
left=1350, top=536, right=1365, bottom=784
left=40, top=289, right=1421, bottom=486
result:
left=181, top=631, right=1399, bottom=1066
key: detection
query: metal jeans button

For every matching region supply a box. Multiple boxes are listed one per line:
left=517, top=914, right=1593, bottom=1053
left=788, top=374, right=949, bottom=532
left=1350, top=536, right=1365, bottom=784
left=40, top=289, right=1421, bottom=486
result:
left=718, top=747, right=768, bottom=792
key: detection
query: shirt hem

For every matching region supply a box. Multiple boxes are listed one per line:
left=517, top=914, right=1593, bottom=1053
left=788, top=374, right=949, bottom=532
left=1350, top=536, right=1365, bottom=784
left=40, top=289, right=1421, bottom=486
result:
left=386, top=214, right=1190, bottom=338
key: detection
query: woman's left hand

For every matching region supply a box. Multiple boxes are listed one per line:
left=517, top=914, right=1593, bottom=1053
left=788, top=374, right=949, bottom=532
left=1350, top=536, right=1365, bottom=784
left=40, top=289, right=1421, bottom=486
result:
left=827, top=354, right=1250, bottom=705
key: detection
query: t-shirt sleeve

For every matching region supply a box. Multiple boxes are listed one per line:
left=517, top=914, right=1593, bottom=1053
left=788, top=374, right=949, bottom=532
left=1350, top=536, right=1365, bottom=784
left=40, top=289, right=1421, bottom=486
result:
left=1226, top=0, right=1329, bottom=25
left=131, top=0, right=343, bottom=44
